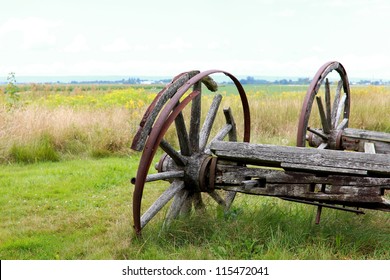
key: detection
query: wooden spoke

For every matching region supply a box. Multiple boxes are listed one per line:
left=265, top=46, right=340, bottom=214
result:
left=204, top=124, right=232, bottom=153
left=223, top=107, right=237, bottom=142
left=208, top=190, right=226, bottom=207
left=324, top=78, right=332, bottom=129
left=334, top=94, right=347, bottom=127
left=179, top=195, right=193, bottom=215
left=192, top=192, right=205, bottom=210
left=189, top=82, right=202, bottom=153
left=336, top=118, right=349, bottom=130
left=144, top=171, right=184, bottom=183
left=224, top=191, right=237, bottom=211
left=140, top=180, right=185, bottom=229
left=180, top=192, right=205, bottom=215
left=175, top=111, right=191, bottom=156
left=331, top=80, right=343, bottom=128
left=160, top=139, right=187, bottom=166
left=307, top=127, right=329, bottom=140
left=199, top=94, right=222, bottom=151
left=164, top=188, right=190, bottom=225
left=316, top=96, right=330, bottom=134
left=212, top=124, right=233, bottom=142
left=318, top=142, right=328, bottom=149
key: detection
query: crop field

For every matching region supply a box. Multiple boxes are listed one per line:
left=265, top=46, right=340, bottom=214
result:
left=0, top=81, right=389, bottom=259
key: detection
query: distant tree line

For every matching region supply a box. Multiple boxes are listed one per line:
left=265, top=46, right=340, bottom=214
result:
left=239, top=76, right=311, bottom=85
left=69, top=78, right=171, bottom=85
left=238, top=76, right=390, bottom=85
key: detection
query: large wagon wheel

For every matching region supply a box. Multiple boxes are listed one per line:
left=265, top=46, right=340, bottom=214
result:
left=296, top=61, right=351, bottom=223
left=297, top=61, right=351, bottom=149
left=131, top=70, right=251, bottom=236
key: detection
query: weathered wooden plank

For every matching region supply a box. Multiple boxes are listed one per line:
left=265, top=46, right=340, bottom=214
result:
left=215, top=164, right=390, bottom=187
left=210, top=141, right=390, bottom=175
left=342, top=128, right=390, bottom=154
left=281, top=163, right=367, bottom=175
left=344, top=128, right=390, bottom=143
left=140, top=180, right=185, bottom=229
left=219, top=184, right=385, bottom=204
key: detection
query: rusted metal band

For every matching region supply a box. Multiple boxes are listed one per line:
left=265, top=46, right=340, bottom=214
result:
left=199, top=156, right=213, bottom=192
left=156, top=153, right=169, bottom=173
left=208, top=157, right=218, bottom=192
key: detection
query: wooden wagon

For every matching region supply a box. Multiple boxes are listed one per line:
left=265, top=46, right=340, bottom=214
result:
left=130, top=61, right=390, bottom=236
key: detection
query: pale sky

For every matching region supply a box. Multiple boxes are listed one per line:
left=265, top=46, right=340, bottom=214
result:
left=1, top=0, right=389, bottom=80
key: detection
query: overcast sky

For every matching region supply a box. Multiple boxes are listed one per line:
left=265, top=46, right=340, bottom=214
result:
left=1, top=0, right=389, bottom=79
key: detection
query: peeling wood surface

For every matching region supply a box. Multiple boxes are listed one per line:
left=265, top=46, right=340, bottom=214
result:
left=210, top=140, right=390, bottom=176
left=215, top=164, right=390, bottom=187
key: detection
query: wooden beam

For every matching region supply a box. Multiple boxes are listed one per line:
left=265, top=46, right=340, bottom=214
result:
left=210, top=140, right=390, bottom=175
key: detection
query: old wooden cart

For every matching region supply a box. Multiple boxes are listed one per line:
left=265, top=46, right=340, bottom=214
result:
left=131, top=61, right=390, bottom=236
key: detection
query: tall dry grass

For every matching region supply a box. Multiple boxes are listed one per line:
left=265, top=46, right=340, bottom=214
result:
left=1, top=84, right=389, bottom=163
left=0, top=105, right=137, bottom=162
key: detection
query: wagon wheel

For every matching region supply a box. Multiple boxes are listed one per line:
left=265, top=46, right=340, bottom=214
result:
left=296, top=62, right=351, bottom=223
left=131, top=70, right=251, bottom=236
left=297, top=61, right=351, bottom=149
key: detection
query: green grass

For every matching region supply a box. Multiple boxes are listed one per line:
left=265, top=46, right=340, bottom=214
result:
left=0, top=157, right=136, bottom=259
left=1, top=156, right=389, bottom=260
left=1, top=83, right=389, bottom=259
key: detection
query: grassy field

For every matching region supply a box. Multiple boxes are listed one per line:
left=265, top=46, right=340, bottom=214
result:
left=0, top=82, right=390, bottom=259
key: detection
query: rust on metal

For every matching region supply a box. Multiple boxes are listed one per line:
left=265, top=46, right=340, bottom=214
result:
left=199, top=156, right=213, bottom=192
left=208, top=157, right=218, bottom=192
